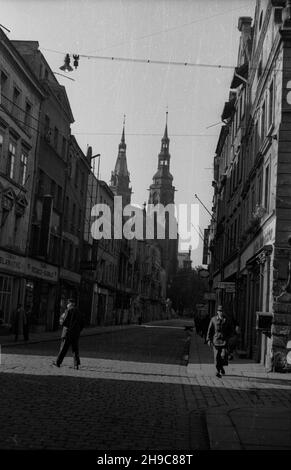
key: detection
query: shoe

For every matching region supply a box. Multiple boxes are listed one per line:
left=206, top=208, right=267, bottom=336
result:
left=216, top=372, right=222, bottom=378
left=52, top=361, right=60, bottom=368
left=220, top=367, right=225, bottom=375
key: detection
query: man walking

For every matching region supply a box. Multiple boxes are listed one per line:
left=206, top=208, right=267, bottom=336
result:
left=207, top=305, right=231, bottom=378
left=53, top=298, right=84, bottom=369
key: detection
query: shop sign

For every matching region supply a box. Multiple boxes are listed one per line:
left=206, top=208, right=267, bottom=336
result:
left=0, top=249, right=26, bottom=275
left=26, top=258, right=58, bottom=282
left=204, top=292, right=216, bottom=301
left=60, top=268, right=81, bottom=284
left=224, top=258, right=238, bottom=279
left=254, top=225, right=274, bottom=253
left=218, top=282, right=235, bottom=290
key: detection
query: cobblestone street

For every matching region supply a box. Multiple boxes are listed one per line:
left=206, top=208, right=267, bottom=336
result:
left=1, top=319, right=291, bottom=450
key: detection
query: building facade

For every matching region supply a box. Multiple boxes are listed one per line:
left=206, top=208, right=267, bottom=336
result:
left=12, top=40, right=81, bottom=331
left=208, top=0, right=291, bottom=371
left=0, top=30, right=44, bottom=326
left=148, top=117, right=178, bottom=296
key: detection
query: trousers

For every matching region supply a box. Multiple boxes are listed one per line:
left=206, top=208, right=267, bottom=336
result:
left=213, top=346, right=227, bottom=371
left=56, top=335, right=80, bottom=366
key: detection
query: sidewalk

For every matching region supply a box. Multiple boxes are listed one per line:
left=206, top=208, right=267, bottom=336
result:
left=187, top=331, right=291, bottom=450
left=0, top=323, right=137, bottom=348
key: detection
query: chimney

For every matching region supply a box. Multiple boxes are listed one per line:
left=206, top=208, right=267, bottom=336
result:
left=238, top=16, right=252, bottom=32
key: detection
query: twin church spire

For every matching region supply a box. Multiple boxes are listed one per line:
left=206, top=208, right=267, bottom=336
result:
left=110, top=112, right=174, bottom=207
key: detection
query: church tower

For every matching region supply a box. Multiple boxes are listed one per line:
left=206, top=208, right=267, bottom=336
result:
left=110, top=118, right=132, bottom=207
left=148, top=112, right=175, bottom=206
left=148, top=113, right=178, bottom=290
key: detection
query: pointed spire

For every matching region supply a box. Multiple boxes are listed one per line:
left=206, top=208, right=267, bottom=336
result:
left=121, top=114, right=126, bottom=144
left=163, top=110, right=168, bottom=140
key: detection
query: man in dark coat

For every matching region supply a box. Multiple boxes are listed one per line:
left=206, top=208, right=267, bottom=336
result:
left=207, top=305, right=232, bottom=378
left=53, top=299, right=84, bottom=369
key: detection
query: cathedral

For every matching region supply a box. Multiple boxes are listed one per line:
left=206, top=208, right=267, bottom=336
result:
left=110, top=114, right=178, bottom=297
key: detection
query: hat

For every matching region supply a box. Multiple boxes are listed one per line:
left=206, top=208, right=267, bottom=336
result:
left=217, top=305, right=223, bottom=311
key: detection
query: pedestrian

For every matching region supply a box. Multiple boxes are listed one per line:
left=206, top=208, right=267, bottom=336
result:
left=23, top=307, right=30, bottom=341
left=13, top=304, right=29, bottom=342
left=206, top=305, right=232, bottom=378
left=228, top=317, right=240, bottom=360
left=53, top=298, right=84, bottom=369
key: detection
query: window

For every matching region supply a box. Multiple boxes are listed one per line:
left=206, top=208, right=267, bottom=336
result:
left=75, top=247, right=79, bottom=271
left=261, top=102, right=266, bottom=143
left=61, top=137, right=66, bottom=159
left=0, top=71, right=8, bottom=107
left=268, top=81, right=274, bottom=129
left=0, top=132, right=3, bottom=159
left=44, top=115, right=51, bottom=141
left=240, top=88, right=245, bottom=120
left=0, top=275, right=13, bottom=324
left=24, top=102, right=32, bottom=130
left=7, top=141, right=16, bottom=179
left=53, top=127, right=59, bottom=150
left=264, top=165, right=270, bottom=212
left=258, top=173, right=263, bottom=205
left=50, top=179, right=56, bottom=202
left=257, top=60, right=262, bottom=80
left=251, top=186, right=256, bottom=212
left=81, top=172, right=85, bottom=194
left=19, top=149, right=28, bottom=186
left=37, top=170, right=45, bottom=196
left=64, top=197, right=69, bottom=230
left=74, top=162, right=79, bottom=188
left=259, top=10, right=263, bottom=31
left=68, top=243, right=73, bottom=269
left=12, top=87, right=20, bottom=120
left=78, top=209, right=82, bottom=230
left=57, top=185, right=62, bottom=211
left=71, top=203, right=76, bottom=232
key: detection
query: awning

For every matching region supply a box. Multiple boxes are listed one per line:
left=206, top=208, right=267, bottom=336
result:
left=230, top=63, right=248, bottom=89
left=221, top=101, right=235, bottom=121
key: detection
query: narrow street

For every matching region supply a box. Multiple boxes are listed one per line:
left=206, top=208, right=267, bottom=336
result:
left=0, top=319, right=210, bottom=450
left=1, top=318, right=291, bottom=451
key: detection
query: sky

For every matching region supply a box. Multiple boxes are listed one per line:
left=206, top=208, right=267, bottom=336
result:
left=1, top=0, right=255, bottom=266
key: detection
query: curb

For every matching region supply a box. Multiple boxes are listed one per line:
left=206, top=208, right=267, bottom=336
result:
left=0, top=324, right=137, bottom=348
left=205, top=407, right=242, bottom=450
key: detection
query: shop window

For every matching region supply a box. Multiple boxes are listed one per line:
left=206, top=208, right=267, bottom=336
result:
left=0, top=275, right=13, bottom=324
